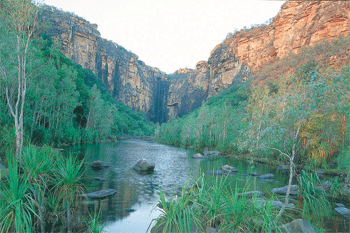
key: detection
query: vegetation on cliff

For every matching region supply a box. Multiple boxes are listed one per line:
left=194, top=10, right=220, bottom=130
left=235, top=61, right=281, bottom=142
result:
left=0, top=0, right=154, bottom=157
left=155, top=34, right=350, bottom=175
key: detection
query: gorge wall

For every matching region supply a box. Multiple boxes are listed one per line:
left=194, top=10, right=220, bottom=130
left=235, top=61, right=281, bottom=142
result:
left=41, top=1, right=350, bottom=123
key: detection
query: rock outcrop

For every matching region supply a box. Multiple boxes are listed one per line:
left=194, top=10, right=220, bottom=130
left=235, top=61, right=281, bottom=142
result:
left=40, top=1, right=350, bottom=122
left=40, top=5, right=168, bottom=123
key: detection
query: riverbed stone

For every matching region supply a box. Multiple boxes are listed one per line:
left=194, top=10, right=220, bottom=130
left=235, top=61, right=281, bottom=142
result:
left=335, top=203, right=345, bottom=207
left=81, top=189, right=116, bottom=200
left=91, top=160, right=109, bottom=170
left=238, top=191, right=264, bottom=197
left=94, top=177, right=106, bottom=182
left=280, top=219, right=316, bottom=233
left=204, top=150, right=220, bottom=157
left=133, top=159, right=155, bottom=172
left=315, top=181, right=331, bottom=191
left=335, top=207, right=350, bottom=217
left=249, top=172, right=258, bottom=176
left=253, top=199, right=295, bottom=208
left=259, top=173, right=274, bottom=179
left=271, top=185, right=299, bottom=196
left=278, top=165, right=290, bottom=171
left=220, top=165, right=238, bottom=173
left=192, top=153, right=206, bottom=159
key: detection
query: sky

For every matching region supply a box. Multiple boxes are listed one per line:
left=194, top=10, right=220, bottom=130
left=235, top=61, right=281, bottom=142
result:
left=42, top=0, right=286, bottom=74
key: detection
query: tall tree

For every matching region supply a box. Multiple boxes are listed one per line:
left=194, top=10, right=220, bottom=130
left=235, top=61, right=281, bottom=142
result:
left=0, top=0, right=40, bottom=156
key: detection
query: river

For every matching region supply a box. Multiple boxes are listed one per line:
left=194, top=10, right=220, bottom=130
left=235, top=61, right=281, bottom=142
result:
left=65, top=139, right=349, bottom=232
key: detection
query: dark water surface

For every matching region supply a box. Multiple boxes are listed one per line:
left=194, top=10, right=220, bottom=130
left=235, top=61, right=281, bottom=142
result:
left=65, top=139, right=349, bottom=232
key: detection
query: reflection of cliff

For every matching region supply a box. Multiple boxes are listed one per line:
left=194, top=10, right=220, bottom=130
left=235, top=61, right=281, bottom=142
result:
left=41, top=1, right=350, bottom=122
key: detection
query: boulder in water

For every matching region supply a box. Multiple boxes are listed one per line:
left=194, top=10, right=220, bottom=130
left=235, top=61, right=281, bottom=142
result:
left=91, top=160, right=109, bottom=170
left=81, top=189, right=116, bottom=200
left=221, top=165, right=238, bottom=173
left=94, top=177, right=106, bottom=182
left=133, top=159, right=155, bottom=172
left=238, top=191, right=264, bottom=197
left=259, top=173, right=274, bottom=179
left=192, top=153, right=206, bottom=159
left=204, top=150, right=220, bottom=157
left=271, top=185, right=299, bottom=195
left=277, top=165, right=289, bottom=171
left=315, top=181, right=331, bottom=191
left=249, top=172, right=258, bottom=176
left=335, top=207, right=350, bottom=217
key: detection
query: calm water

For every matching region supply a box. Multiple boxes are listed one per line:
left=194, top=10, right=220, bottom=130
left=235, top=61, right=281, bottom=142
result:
left=65, top=139, right=349, bottom=232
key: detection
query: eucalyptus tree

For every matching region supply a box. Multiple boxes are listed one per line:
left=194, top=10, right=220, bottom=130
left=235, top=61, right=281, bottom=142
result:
left=244, top=69, right=350, bottom=218
left=0, top=0, right=43, bottom=156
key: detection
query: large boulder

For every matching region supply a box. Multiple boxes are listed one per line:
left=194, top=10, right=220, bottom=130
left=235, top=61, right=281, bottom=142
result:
left=192, top=153, right=206, bottom=159
left=259, top=173, right=274, bottom=179
left=133, top=159, right=155, bottom=172
left=280, top=219, right=316, bottom=233
left=272, top=185, right=299, bottom=196
left=81, top=189, right=116, bottom=200
left=91, top=160, right=109, bottom=170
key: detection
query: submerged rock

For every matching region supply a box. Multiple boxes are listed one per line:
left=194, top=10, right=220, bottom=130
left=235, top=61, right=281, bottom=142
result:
left=335, top=207, right=350, bottom=217
left=91, top=160, right=109, bottom=170
left=253, top=199, right=295, bottom=208
left=204, top=150, right=220, bottom=157
left=238, top=191, right=264, bottom=197
left=192, top=153, right=206, bottom=159
left=249, top=172, right=258, bottom=176
left=315, top=181, right=331, bottom=191
left=94, top=177, right=106, bottom=182
left=271, top=185, right=299, bottom=196
left=280, top=219, right=316, bottom=233
left=277, top=165, right=289, bottom=171
left=259, top=173, right=274, bottom=179
left=133, top=159, right=155, bottom=172
left=81, top=189, right=116, bottom=200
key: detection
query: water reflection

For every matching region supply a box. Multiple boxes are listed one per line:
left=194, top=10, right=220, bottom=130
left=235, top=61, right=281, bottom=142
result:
left=64, top=139, right=349, bottom=232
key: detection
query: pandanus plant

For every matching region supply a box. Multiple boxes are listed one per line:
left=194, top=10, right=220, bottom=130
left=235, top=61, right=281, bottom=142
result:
left=0, top=157, right=36, bottom=233
left=21, top=145, right=58, bottom=233
left=54, top=154, right=85, bottom=233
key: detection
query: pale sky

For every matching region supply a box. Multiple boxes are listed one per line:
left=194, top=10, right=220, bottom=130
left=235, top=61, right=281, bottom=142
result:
left=42, top=0, right=285, bottom=74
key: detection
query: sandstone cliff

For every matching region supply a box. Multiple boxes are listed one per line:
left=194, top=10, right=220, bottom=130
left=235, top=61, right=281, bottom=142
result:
left=40, top=1, right=350, bottom=122
left=166, top=0, right=350, bottom=119
left=40, top=6, right=168, bottom=123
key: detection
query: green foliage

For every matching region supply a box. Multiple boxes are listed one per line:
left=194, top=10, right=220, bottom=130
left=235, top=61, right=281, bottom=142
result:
left=156, top=82, right=249, bottom=154
left=0, top=159, right=36, bottom=233
left=82, top=210, right=106, bottom=233
left=151, top=174, right=284, bottom=233
left=298, top=171, right=331, bottom=220
left=0, top=5, right=155, bottom=151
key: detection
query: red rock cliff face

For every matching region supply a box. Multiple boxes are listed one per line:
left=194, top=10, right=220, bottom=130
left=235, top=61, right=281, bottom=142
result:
left=41, top=1, right=350, bottom=122
left=216, top=1, right=350, bottom=72
left=167, top=1, right=350, bottom=119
